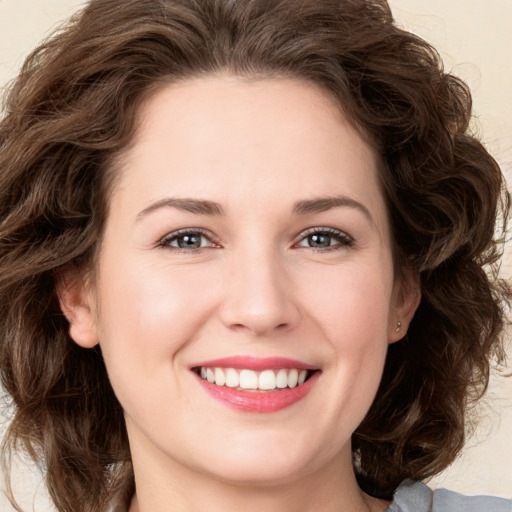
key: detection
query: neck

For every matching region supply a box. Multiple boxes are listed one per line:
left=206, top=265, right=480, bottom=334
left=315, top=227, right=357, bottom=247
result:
left=129, top=488, right=387, bottom=512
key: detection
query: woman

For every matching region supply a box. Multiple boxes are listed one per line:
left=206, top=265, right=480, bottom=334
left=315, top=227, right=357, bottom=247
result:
left=0, top=1, right=510, bottom=511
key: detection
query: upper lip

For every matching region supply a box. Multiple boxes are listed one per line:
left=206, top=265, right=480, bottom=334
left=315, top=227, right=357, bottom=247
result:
left=191, top=356, right=316, bottom=371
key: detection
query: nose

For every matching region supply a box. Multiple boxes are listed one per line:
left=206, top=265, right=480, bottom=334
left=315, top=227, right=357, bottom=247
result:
left=219, top=246, right=300, bottom=337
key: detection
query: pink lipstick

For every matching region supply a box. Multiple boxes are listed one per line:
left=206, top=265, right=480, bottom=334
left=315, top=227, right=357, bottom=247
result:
left=191, top=356, right=319, bottom=413
left=193, top=356, right=313, bottom=371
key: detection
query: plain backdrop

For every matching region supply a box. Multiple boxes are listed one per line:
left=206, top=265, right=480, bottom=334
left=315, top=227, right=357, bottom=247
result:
left=1, top=1, right=511, bottom=510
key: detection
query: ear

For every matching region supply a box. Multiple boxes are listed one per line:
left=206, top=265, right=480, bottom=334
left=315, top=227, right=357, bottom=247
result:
left=388, top=272, right=421, bottom=343
left=56, top=269, right=99, bottom=348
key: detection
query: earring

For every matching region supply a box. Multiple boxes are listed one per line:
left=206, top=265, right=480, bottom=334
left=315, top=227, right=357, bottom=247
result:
left=395, top=320, right=401, bottom=333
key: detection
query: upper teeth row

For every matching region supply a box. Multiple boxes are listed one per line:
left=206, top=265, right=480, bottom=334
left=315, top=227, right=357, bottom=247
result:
left=199, top=367, right=309, bottom=390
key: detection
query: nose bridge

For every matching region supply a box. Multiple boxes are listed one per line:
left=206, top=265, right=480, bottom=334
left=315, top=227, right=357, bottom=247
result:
left=220, top=238, right=299, bottom=335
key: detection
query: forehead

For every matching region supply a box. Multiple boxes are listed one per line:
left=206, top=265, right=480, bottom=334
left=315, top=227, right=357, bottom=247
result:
left=113, top=76, right=387, bottom=233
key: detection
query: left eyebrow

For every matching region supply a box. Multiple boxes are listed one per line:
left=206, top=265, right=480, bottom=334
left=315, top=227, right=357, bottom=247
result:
left=136, top=197, right=224, bottom=219
left=292, top=195, right=374, bottom=224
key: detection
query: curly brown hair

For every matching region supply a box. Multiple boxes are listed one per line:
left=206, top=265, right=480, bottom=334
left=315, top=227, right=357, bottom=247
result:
left=0, top=0, right=510, bottom=510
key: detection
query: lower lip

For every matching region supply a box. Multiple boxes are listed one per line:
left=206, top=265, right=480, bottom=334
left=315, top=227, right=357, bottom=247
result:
left=195, top=371, right=320, bottom=413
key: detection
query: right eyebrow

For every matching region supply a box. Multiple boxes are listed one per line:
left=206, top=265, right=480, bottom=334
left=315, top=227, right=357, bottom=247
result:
left=136, top=197, right=224, bottom=219
left=292, top=195, right=374, bottom=225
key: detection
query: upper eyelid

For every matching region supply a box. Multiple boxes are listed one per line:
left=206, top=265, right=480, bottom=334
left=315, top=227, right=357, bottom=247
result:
left=158, top=228, right=220, bottom=247
left=294, top=226, right=353, bottom=242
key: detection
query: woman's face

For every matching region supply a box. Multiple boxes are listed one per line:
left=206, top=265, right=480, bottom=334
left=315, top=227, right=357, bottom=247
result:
left=65, top=77, right=418, bottom=487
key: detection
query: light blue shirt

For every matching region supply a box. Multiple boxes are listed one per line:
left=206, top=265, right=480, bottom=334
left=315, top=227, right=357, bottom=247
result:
left=386, top=480, right=512, bottom=512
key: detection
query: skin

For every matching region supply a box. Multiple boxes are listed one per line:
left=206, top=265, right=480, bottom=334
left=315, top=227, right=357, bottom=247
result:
left=60, top=76, right=420, bottom=512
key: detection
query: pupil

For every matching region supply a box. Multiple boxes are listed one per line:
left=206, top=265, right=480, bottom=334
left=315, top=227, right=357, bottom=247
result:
left=309, top=234, right=330, bottom=247
left=178, top=235, right=201, bottom=249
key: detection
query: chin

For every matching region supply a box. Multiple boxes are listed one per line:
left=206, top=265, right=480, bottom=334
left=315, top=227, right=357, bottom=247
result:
left=183, top=431, right=340, bottom=488
left=200, top=457, right=313, bottom=488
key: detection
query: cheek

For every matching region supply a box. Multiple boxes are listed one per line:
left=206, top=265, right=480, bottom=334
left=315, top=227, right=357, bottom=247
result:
left=94, top=256, right=217, bottom=378
left=93, top=261, right=221, bottom=425
left=301, top=263, right=392, bottom=344
left=301, top=262, right=392, bottom=403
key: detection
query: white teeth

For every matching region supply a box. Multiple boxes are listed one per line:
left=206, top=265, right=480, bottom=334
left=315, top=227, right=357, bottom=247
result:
left=258, top=369, right=276, bottom=390
left=214, top=367, right=225, bottom=386
left=276, top=369, right=288, bottom=388
left=239, top=369, right=258, bottom=389
left=198, top=367, right=311, bottom=390
left=288, top=369, right=299, bottom=388
left=225, top=368, right=239, bottom=388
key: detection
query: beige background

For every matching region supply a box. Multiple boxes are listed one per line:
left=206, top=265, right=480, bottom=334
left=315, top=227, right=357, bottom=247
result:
left=1, top=0, right=511, bottom=510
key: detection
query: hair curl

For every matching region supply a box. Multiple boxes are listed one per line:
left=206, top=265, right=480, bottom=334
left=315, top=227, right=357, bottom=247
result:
left=0, top=0, right=510, bottom=510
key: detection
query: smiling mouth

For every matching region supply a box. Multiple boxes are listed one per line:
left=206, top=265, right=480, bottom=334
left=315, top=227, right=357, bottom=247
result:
left=194, top=367, right=314, bottom=391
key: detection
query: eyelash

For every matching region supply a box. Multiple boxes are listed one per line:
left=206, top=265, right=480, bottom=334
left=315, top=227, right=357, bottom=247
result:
left=157, top=228, right=220, bottom=252
left=294, top=227, right=354, bottom=251
left=157, top=227, right=354, bottom=253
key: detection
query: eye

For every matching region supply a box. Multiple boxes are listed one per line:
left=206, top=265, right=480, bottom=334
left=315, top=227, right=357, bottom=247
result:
left=158, top=229, right=220, bottom=251
left=295, top=227, right=353, bottom=250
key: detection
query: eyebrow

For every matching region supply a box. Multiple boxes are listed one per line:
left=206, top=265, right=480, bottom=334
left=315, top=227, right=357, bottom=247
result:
left=137, top=197, right=224, bottom=219
left=136, top=194, right=373, bottom=223
left=292, top=196, right=374, bottom=224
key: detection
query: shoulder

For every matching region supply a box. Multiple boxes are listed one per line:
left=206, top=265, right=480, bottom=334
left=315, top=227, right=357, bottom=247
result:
left=386, top=480, right=512, bottom=512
